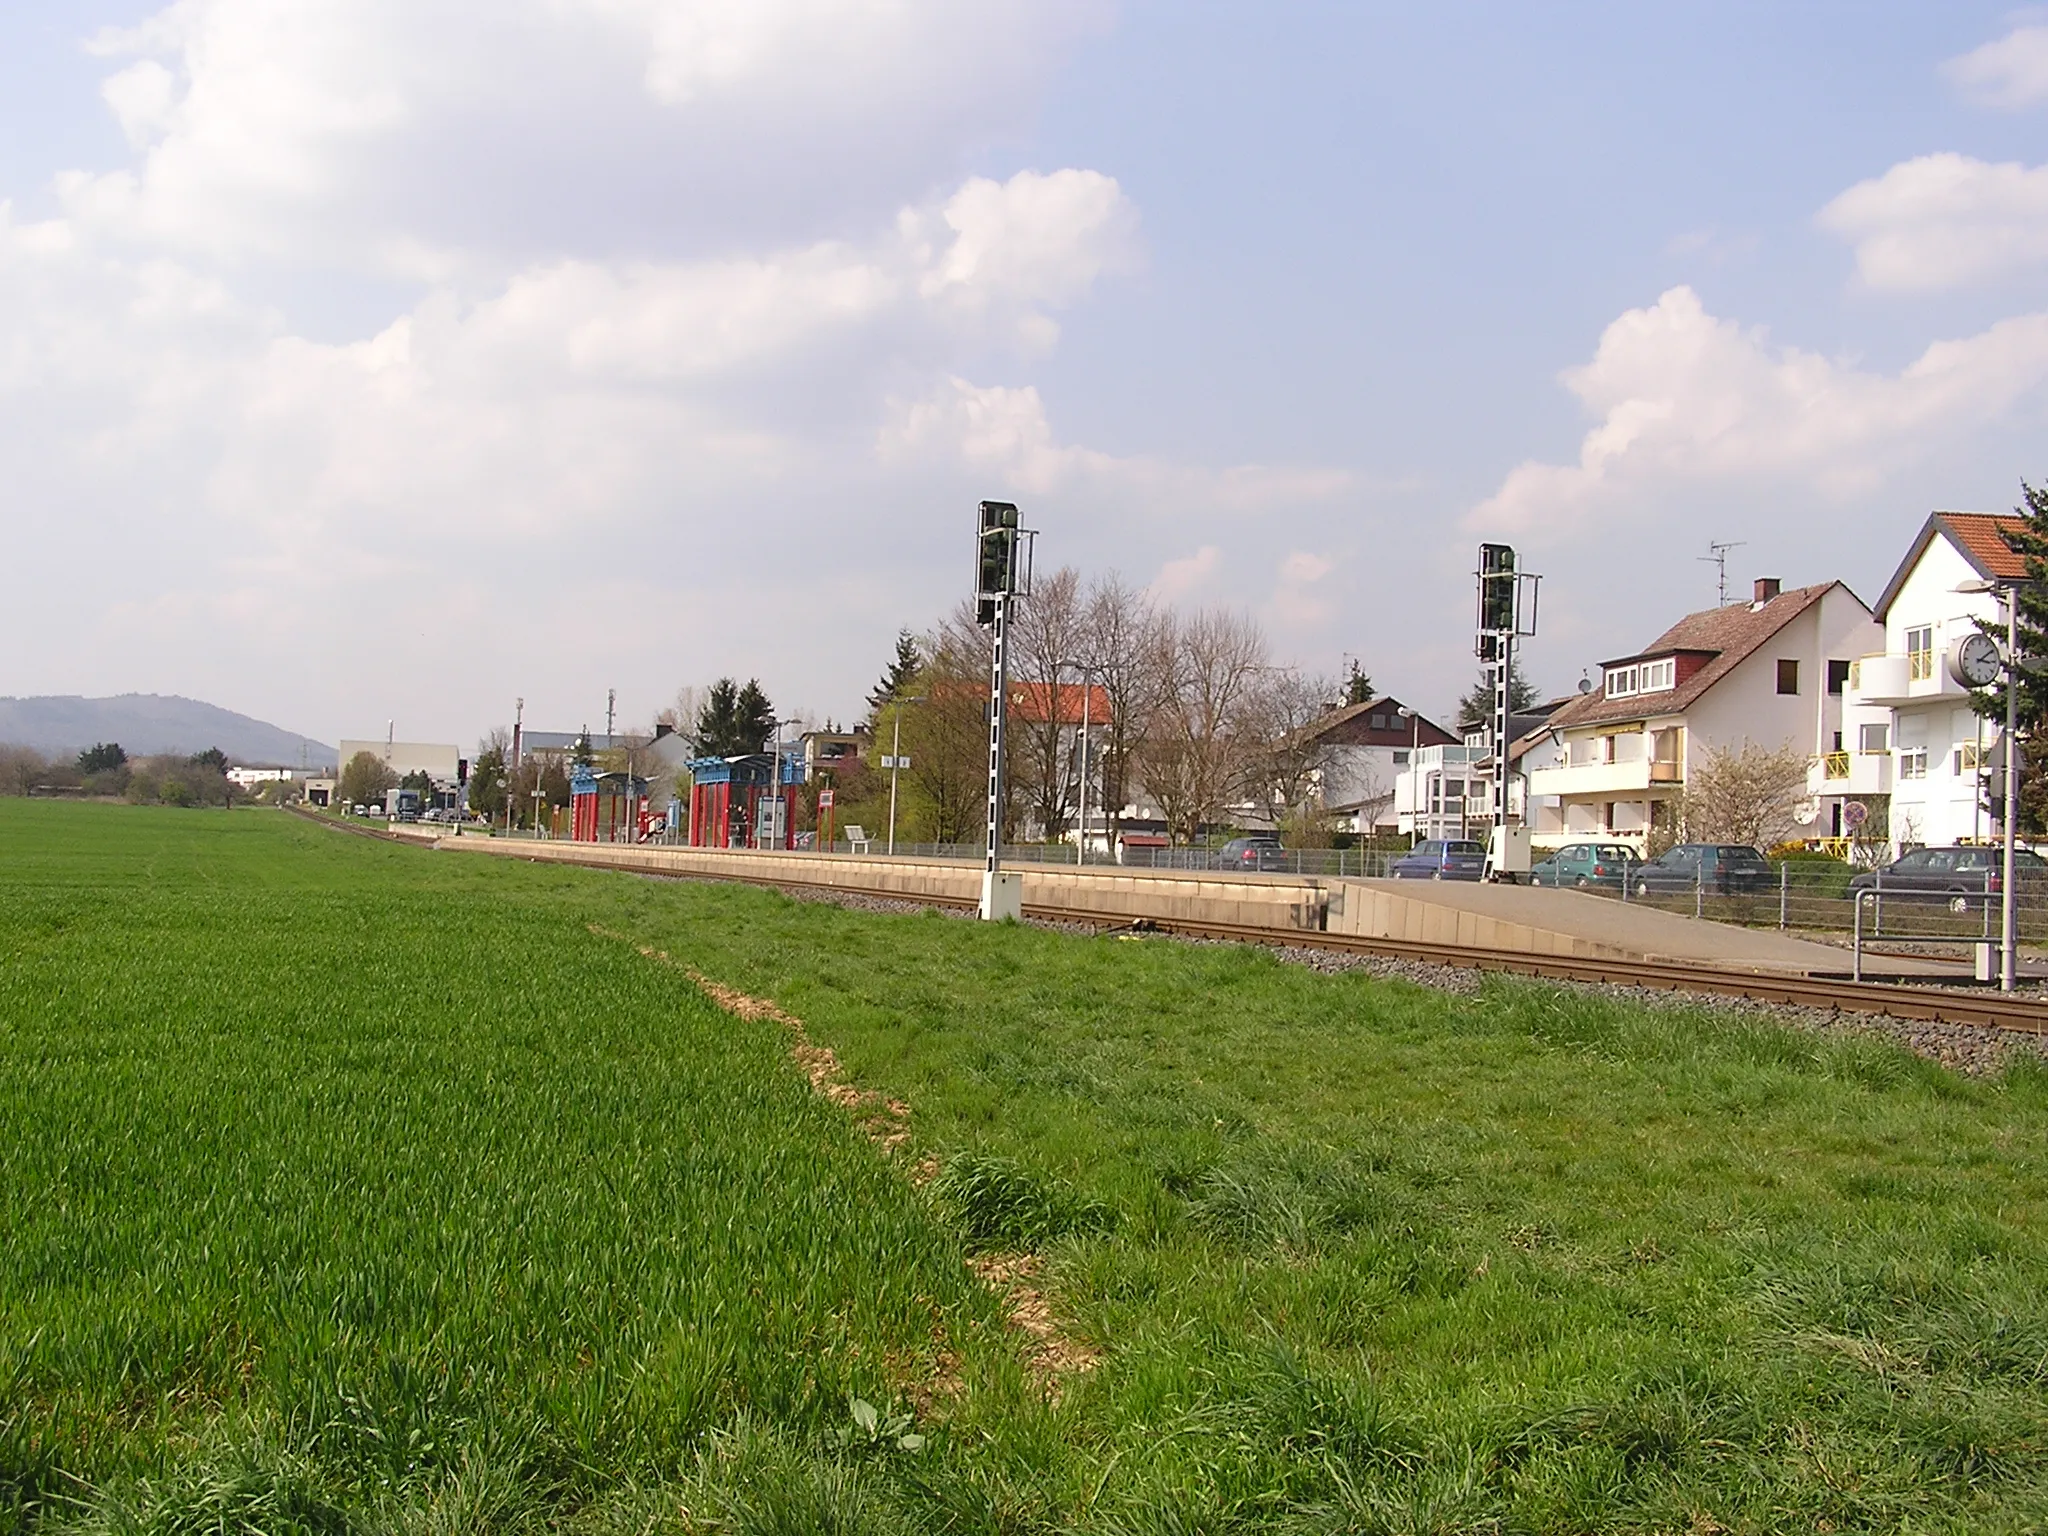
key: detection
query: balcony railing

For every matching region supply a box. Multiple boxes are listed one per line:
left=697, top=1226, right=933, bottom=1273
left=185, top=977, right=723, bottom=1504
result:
left=1822, top=752, right=1849, bottom=780
left=1908, top=648, right=1934, bottom=682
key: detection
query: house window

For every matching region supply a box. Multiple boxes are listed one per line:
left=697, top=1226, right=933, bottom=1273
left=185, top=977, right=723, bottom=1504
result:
left=1605, top=665, right=1639, bottom=698
left=1899, top=748, right=1928, bottom=780
left=1954, top=742, right=1981, bottom=775
left=1369, top=713, right=1388, bottom=729
left=1905, top=625, right=1934, bottom=681
left=1859, top=722, right=1890, bottom=754
left=1393, top=749, right=1409, bottom=767
left=1639, top=658, right=1675, bottom=692
left=1776, top=659, right=1800, bottom=695
left=1827, top=659, right=1851, bottom=695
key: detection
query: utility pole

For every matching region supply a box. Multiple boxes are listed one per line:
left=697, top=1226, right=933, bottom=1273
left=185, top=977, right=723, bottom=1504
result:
left=606, top=688, right=616, bottom=750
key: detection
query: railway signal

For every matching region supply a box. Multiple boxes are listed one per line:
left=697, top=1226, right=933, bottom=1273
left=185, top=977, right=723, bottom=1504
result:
left=975, top=500, right=1034, bottom=919
left=1475, top=543, right=1540, bottom=881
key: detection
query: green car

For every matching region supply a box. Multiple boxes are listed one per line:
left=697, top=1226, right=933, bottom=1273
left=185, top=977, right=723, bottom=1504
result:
left=1529, top=842, right=1639, bottom=889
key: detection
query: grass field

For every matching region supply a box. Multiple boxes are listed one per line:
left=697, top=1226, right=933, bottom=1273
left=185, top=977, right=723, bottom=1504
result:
left=2, top=800, right=2046, bottom=1534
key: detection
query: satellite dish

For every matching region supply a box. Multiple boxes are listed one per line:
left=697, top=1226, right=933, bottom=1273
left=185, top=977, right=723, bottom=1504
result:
left=1577, top=672, right=1593, bottom=695
left=1843, top=801, right=1869, bottom=831
left=1793, top=796, right=1820, bottom=826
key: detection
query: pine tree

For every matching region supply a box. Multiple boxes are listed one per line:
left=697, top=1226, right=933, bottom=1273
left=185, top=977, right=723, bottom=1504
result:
left=867, top=631, right=923, bottom=721
left=1456, top=661, right=1537, bottom=731
left=1342, top=660, right=1373, bottom=706
left=694, top=677, right=776, bottom=756
left=734, top=679, right=776, bottom=753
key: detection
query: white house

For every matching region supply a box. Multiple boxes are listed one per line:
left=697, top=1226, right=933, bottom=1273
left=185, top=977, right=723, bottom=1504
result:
left=1840, top=511, right=2026, bottom=855
left=1302, top=695, right=1460, bottom=834
left=1525, top=578, right=1881, bottom=852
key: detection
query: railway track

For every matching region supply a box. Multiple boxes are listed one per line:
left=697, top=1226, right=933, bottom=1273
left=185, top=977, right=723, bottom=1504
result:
left=289, top=811, right=2048, bottom=1036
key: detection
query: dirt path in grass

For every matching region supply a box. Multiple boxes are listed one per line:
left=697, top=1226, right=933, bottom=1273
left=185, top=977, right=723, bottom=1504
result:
left=591, top=923, right=1098, bottom=1391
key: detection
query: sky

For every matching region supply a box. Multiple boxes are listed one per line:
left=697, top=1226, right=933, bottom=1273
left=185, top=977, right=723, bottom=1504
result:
left=6, top=1, right=2048, bottom=747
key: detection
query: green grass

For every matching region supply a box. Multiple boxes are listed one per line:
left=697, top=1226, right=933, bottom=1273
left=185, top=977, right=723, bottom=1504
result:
left=2, top=801, right=2046, bottom=1533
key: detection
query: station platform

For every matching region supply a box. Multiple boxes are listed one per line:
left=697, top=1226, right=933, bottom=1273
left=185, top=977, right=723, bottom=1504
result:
left=1324, top=878, right=1954, bottom=979
left=433, top=837, right=1960, bottom=980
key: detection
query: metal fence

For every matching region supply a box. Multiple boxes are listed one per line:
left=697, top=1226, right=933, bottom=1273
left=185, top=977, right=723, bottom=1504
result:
left=496, top=823, right=2048, bottom=945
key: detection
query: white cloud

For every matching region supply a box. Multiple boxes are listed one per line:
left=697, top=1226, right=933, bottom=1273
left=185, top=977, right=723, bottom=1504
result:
left=1818, top=153, right=2048, bottom=293
left=63, top=0, right=1110, bottom=276
left=1149, top=546, right=1221, bottom=603
left=878, top=375, right=1353, bottom=510
left=1467, top=285, right=2048, bottom=535
left=1943, top=22, right=2048, bottom=110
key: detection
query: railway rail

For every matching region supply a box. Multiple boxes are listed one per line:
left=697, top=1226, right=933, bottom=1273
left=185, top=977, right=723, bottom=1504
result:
left=289, top=810, right=2048, bottom=1036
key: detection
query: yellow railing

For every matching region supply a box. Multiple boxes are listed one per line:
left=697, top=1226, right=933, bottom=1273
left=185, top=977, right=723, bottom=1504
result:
left=1821, top=752, right=1849, bottom=779
left=1817, top=837, right=1852, bottom=860
left=1908, top=649, right=1934, bottom=681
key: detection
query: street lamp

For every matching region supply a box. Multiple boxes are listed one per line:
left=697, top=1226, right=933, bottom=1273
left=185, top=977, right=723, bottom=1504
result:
left=763, top=717, right=796, bottom=850
left=1957, top=578, right=2020, bottom=992
left=1052, top=659, right=1100, bottom=866
left=1396, top=706, right=1420, bottom=844
left=885, top=695, right=927, bottom=855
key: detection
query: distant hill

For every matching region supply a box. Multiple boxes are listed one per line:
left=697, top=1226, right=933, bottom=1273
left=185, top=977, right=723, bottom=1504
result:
left=0, top=695, right=335, bottom=768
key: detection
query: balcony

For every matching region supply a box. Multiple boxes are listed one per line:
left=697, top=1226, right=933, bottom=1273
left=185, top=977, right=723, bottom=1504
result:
left=1849, top=648, right=1960, bottom=706
left=1809, top=751, right=1891, bottom=797
left=1529, top=759, right=1671, bottom=797
left=1846, top=653, right=1911, bottom=705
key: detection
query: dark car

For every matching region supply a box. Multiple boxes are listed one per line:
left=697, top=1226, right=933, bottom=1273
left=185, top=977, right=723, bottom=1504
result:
left=1847, top=846, right=2048, bottom=912
left=1530, top=841, right=1639, bottom=889
left=1392, top=838, right=1487, bottom=880
left=1219, top=835, right=1286, bottom=871
left=1631, top=843, right=1773, bottom=898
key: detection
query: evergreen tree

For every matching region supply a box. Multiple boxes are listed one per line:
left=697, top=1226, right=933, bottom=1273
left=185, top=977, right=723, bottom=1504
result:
left=1342, top=660, right=1373, bottom=707
left=77, top=742, right=126, bottom=774
left=694, top=677, right=777, bottom=756
left=1456, top=661, right=1537, bottom=731
left=734, top=679, right=776, bottom=753
left=1979, top=480, right=2048, bottom=829
left=867, top=630, right=922, bottom=720
left=571, top=730, right=595, bottom=768
left=467, top=747, right=508, bottom=819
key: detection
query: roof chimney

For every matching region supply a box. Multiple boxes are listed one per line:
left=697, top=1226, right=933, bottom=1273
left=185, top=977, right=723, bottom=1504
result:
left=1753, top=577, right=1781, bottom=604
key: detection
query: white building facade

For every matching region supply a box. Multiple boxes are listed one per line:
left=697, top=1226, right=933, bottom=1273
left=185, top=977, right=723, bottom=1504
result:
left=1838, top=512, right=2024, bottom=856
left=1526, top=579, right=1882, bottom=853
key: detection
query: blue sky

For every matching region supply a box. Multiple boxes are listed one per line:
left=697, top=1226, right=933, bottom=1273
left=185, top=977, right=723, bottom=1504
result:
left=2, top=1, right=2045, bottom=744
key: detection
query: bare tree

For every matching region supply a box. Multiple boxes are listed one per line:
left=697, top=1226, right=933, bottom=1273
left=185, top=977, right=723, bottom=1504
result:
left=1081, top=572, right=1167, bottom=845
left=1677, top=740, right=1810, bottom=848
left=1242, top=669, right=1340, bottom=827
left=1136, top=607, right=1271, bottom=845
left=0, top=746, right=46, bottom=797
left=899, top=604, right=1001, bottom=844
left=1009, top=564, right=1088, bottom=841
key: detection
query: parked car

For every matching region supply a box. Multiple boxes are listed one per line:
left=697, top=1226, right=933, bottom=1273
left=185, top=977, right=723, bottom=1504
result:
left=1391, top=838, right=1487, bottom=880
left=1631, top=843, right=1773, bottom=897
left=1529, top=842, right=1639, bottom=889
left=1219, top=835, right=1286, bottom=871
left=1847, top=846, right=2048, bottom=912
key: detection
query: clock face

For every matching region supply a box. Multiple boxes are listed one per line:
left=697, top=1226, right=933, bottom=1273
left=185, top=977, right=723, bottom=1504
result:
left=1952, top=632, right=2003, bottom=688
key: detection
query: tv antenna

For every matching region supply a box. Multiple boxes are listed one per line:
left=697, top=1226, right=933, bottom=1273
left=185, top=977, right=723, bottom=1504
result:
left=1699, top=540, right=1745, bottom=606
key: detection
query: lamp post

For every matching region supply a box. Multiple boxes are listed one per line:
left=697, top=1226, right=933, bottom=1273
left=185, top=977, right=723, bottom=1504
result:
left=1957, top=578, right=2022, bottom=992
left=764, top=717, right=793, bottom=850
left=1052, top=660, right=1098, bottom=866
left=886, top=695, right=927, bottom=855
left=1396, top=706, right=1419, bottom=843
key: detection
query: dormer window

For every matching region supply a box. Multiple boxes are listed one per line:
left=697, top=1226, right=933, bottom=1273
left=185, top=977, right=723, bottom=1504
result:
left=1606, top=657, right=1676, bottom=698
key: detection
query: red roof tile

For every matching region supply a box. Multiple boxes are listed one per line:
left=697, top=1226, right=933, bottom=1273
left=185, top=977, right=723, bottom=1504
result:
left=1938, top=512, right=2030, bottom=580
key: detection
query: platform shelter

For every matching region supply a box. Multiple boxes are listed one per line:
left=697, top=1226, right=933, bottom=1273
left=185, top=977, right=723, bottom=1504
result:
left=569, top=767, right=650, bottom=843
left=687, top=753, right=800, bottom=849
